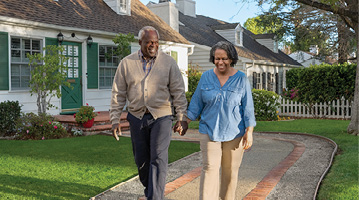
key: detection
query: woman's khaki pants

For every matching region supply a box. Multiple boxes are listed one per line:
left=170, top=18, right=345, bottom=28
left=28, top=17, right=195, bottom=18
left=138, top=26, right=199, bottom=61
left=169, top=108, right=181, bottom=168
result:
left=199, top=133, right=245, bottom=200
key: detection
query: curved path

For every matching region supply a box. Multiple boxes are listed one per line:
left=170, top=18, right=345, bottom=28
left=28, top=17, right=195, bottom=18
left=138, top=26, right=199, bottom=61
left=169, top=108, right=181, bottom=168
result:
left=92, top=130, right=336, bottom=200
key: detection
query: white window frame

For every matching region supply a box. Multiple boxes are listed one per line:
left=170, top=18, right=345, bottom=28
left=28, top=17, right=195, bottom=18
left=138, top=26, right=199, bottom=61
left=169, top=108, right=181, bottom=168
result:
left=10, top=37, right=42, bottom=90
left=99, top=45, right=120, bottom=89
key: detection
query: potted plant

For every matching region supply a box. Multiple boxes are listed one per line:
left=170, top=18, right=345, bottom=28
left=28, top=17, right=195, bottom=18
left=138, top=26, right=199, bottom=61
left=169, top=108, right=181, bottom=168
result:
left=74, top=103, right=97, bottom=128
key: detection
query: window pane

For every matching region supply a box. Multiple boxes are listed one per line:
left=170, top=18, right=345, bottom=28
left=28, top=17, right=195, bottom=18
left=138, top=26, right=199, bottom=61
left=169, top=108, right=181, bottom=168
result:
left=11, top=38, right=20, bottom=49
left=21, top=65, right=30, bottom=76
left=99, top=68, right=104, bottom=76
left=22, top=51, right=30, bottom=62
left=113, top=57, right=119, bottom=66
left=106, top=57, right=112, bottom=66
left=11, top=50, right=21, bottom=62
left=23, top=39, right=31, bottom=50
left=99, top=46, right=105, bottom=56
left=99, top=77, right=104, bottom=87
left=11, top=76, right=20, bottom=88
left=105, top=68, right=111, bottom=76
left=105, top=77, right=111, bottom=87
left=99, top=56, right=105, bottom=66
left=11, top=65, right=20, bottom=75
left=32, top=40, right=41, bottom=50
left=21, top=76, right=30, bottom=88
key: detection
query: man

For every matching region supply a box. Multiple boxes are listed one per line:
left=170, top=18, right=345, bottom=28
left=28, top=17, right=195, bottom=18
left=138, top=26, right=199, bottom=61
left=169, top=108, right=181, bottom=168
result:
left=110, top=26, right=188, bottom=200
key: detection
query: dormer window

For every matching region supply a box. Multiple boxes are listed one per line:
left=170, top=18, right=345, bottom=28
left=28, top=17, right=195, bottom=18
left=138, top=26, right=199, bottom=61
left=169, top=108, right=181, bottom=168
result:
left=235, top=24, right=243, bottom=47
left=119, top=0, right=128, bottom=14
left=104, top=0, right=131, bottom=16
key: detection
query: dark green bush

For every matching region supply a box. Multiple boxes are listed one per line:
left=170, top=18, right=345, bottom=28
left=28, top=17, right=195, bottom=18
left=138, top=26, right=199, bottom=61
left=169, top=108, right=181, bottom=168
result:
left=186, top=64, right=202, bottom=105
left=15, top=113, right=69, bottom=140
left=0, top=100, right=22, bottom=137
left=252, top=89, right=280, bottom=121
left=286, top=63, right=356, bottom=104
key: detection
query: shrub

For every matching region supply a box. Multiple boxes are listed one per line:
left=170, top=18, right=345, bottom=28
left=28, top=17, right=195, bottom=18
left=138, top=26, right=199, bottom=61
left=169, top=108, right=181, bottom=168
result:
left=74, top=103, right=97, bottom=124
left=186, top=64, right=202, bottom=105
left=0, top=100, right=22, bottom=137
left=15, top=113, right=69, bottom=140
left=252, top=89, right=280, bottom=121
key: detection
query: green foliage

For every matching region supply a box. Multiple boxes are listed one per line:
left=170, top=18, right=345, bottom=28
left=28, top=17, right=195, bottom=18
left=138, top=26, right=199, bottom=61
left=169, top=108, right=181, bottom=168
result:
left=15, top=113, right=69, bottom=140
left=111, top=33, right=136, bottom=59
left=0, top=101, right=22, bottom=137
left=186, top=64, right=202, bottom=104
left=27, top=45, right=70, bottom=114
left=286, top=63, right=356, bottom=104
left=74, top=104, right=98, bottom=124
left=243, top=15, right=286, bottom=43
left=252, top=89, right=281, bottom=121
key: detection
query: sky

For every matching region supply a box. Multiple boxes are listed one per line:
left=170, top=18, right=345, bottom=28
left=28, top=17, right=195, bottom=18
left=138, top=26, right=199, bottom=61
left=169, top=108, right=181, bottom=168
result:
left=139, top=0, right=269, bottom=25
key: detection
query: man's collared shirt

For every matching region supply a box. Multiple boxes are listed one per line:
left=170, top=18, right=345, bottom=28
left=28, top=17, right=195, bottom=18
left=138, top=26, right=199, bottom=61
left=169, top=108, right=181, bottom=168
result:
left=138, top=50, right=156, bottom=76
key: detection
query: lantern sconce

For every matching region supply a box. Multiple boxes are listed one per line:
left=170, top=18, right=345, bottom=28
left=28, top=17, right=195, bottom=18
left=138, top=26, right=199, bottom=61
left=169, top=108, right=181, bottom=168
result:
left=57, top=32, right=64, bottom=45
left=87, top=35, right=93, bottom=48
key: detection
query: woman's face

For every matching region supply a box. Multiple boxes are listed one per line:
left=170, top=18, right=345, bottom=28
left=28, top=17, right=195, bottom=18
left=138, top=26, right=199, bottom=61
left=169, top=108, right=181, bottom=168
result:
left=214, top=49, right=232, bottom=74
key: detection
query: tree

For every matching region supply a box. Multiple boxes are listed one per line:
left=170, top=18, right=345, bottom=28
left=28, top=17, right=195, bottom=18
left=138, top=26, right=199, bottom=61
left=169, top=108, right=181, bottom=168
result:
left=241, top=0, right=358, bottom=135
left=112, top=33, right=136, bottom=59
left=27, top=45, right=70, bottom=115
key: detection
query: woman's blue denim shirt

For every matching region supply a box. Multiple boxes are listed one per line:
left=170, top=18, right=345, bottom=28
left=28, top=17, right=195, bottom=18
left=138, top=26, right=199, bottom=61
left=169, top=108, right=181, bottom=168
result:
left=187, top=70, right=256, bottom=142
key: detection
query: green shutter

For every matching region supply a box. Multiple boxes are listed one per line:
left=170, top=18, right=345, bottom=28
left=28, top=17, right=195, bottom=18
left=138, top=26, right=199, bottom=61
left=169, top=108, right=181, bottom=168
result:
left=171, top=51, right=178, bottom=63
left=87, top=43, right=98, bottom=89
left=45, top=37, right=58, bottom=46
left=0, top=32, right=9, bottom=90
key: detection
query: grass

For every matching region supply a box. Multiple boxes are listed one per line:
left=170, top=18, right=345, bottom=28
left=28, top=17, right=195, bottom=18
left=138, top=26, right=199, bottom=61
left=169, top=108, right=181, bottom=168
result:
left=189, top=119, right=358, bottom=200
left=0, top=135, right=199, bottom=199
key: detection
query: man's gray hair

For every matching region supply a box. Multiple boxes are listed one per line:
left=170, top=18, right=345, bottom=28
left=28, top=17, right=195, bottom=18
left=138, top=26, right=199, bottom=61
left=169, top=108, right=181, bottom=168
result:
left=138, top=26, right=160, bottom=40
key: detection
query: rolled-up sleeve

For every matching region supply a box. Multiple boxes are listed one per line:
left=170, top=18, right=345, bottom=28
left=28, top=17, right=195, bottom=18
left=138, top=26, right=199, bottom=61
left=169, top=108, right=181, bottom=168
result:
left=242, top=77, right=256, bottom=128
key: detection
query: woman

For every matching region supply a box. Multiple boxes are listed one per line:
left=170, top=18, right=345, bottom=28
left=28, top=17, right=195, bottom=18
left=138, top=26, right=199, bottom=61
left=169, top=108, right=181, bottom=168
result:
left=186, top=41, right=256, bottom=200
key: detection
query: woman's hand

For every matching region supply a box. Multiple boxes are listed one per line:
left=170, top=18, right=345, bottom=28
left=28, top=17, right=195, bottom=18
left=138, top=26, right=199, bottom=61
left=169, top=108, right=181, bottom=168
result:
left=243, top=127, right=254, bottom=150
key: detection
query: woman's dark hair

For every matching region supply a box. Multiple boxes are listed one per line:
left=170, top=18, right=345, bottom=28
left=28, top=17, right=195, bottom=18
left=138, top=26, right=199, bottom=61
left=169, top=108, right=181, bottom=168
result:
left=209, top=41, right=238, bottom=67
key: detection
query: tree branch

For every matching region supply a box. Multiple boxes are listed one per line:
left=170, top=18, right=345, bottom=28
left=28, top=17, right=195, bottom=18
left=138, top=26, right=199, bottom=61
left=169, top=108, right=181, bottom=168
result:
left=295, top=0, right=358, bottom=25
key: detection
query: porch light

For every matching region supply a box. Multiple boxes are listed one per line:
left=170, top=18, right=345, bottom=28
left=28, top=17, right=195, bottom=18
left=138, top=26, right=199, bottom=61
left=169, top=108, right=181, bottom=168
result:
left=87, top=35, right=93, bottom=48
left=57, top=32, right=64, bottom=45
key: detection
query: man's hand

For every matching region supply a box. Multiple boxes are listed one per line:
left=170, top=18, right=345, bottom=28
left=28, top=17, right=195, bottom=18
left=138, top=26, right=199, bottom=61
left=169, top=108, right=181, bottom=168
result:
left=242, top=127, right=254, bottom=150
left=112, top=123, right=122, bottom=141
left=173, top=121, right=188, bottom=136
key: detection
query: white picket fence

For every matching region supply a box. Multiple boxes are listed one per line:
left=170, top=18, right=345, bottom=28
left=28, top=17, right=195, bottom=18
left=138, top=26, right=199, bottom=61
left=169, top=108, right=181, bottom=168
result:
left=279, top=97, right=352, bottom=119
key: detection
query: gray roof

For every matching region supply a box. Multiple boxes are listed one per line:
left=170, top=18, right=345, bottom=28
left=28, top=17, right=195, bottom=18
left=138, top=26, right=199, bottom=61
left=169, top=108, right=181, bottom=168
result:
left=179, top=13, right=301, bottom=65
left=0, top=0, right=189, bottom=44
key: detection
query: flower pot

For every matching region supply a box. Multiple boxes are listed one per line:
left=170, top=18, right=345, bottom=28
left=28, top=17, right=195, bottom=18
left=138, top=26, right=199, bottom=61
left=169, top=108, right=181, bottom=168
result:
left=82, top=118, right=95, bottom=128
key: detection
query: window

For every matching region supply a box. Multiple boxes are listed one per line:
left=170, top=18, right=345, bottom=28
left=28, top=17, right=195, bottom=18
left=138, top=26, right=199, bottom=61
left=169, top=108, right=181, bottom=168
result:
left=119, top=0, right=127, bottom=13
left=10, top=37, right=42, bottom=90
left=99, top=46, right=120, bottom=89
left=253, top=72, right=261, bottom=89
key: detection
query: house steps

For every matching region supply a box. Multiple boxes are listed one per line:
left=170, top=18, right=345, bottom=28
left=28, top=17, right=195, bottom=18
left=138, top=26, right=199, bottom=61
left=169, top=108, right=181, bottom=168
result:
left=54, top=111, right=129, bottom=136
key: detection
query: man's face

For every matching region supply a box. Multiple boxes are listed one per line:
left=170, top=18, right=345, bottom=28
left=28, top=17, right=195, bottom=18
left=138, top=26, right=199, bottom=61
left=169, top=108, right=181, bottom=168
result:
left=139, top=30, right=159, bottom=59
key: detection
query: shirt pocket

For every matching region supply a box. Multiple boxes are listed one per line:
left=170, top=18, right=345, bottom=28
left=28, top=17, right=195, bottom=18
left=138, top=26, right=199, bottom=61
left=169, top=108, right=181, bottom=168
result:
left=201, top=84, right=216, bottom=104
left=225, top=86, right=243, bottom=105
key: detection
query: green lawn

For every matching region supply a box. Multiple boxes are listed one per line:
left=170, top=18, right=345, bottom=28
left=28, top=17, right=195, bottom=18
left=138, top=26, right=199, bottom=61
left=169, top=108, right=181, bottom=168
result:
left=0, top=135, right=200, bottom=199
left=190, top=119, right=358, bottom=200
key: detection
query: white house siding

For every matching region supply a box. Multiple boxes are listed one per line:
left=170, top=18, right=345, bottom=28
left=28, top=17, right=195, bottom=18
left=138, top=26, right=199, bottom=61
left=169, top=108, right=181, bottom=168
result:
left=188, top=43, right=213, bottom=72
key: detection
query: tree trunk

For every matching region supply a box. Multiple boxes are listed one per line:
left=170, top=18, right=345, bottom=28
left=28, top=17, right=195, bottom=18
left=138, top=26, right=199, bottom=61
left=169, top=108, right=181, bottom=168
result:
left=347, top=16, right=359, bottom=135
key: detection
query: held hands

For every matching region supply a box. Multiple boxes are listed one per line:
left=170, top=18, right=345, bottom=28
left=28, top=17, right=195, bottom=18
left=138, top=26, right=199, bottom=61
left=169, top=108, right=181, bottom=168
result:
left=112, top=123, right=122, bottom=141
left=173, top=121, right=188, bottom=136
left=242, top=127, right=254, bottom=150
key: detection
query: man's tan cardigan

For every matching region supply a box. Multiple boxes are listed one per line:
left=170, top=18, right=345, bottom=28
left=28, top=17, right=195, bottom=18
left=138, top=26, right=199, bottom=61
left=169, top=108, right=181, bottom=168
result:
left=110, top=50, right=187, bottom=124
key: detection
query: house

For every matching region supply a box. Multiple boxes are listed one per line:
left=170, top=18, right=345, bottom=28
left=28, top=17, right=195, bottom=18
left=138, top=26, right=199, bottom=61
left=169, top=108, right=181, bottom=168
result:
left=146, top=0, right=302, bottom=94
left=288, top=45, right=327, bottom=67
left=0, top=0, right=193, bottom=115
